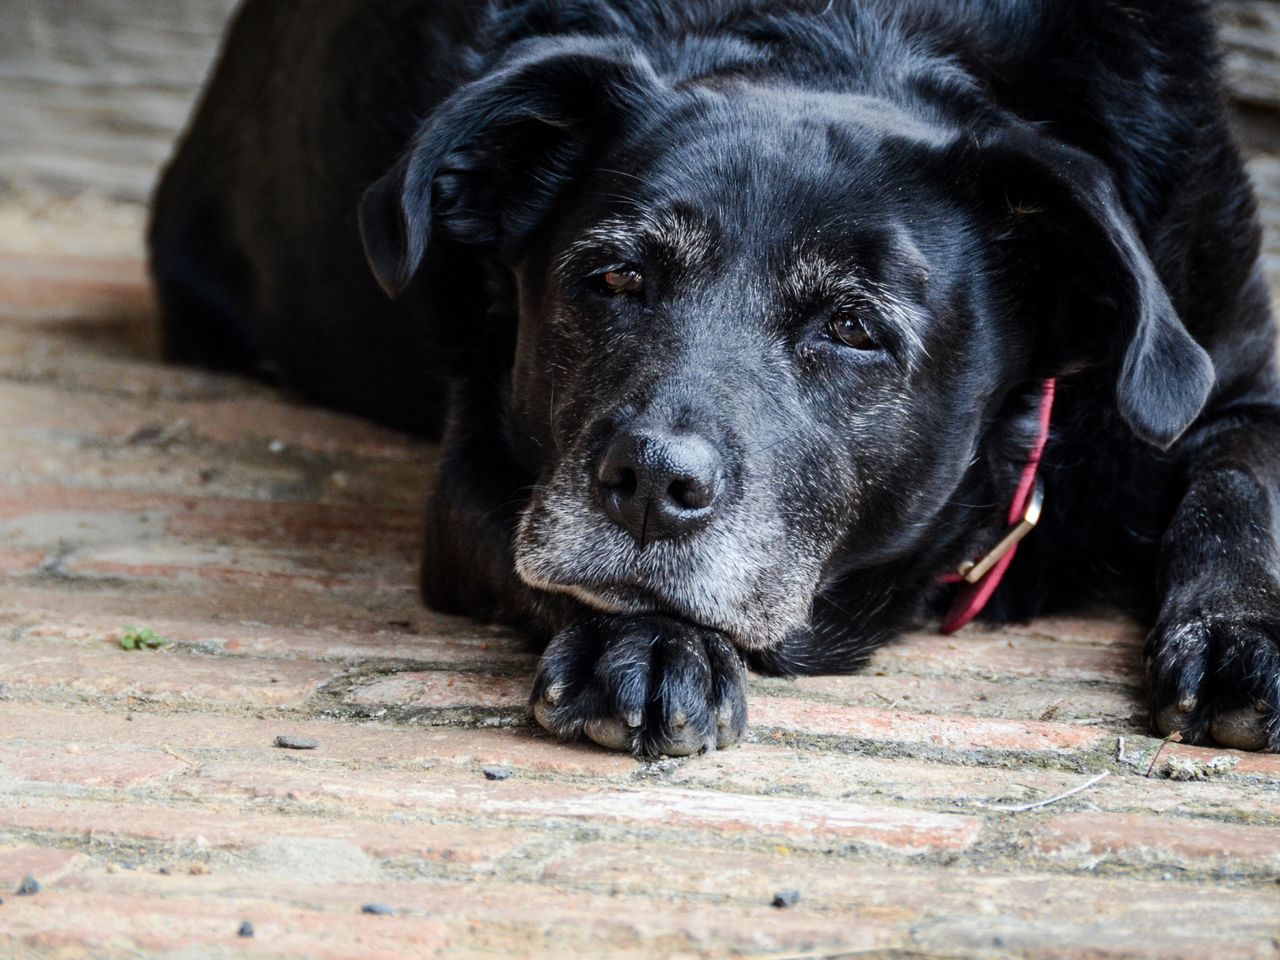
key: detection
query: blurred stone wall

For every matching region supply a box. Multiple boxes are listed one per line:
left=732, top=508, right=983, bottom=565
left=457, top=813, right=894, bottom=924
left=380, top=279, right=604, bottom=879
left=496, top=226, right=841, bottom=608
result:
left=0, top=0, right=237, bottom=201
left=0, top=0, right=1276, bottom=219
left=1208, top=1, right=1280, bottom=288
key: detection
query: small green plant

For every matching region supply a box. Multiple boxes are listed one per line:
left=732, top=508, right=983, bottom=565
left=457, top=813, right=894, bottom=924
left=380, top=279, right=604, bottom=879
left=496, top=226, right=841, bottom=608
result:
left=119, top=626, right=168, bottom=651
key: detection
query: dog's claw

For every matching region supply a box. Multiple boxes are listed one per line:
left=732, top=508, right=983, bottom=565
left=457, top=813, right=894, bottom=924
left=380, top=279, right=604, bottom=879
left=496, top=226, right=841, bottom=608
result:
left=532, top=697, right=563, bottom=737
left=1155, top=704, right=1193, bottom=738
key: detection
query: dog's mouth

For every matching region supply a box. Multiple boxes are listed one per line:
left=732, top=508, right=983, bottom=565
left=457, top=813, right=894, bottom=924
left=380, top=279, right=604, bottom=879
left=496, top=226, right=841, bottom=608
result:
left=530, top=577, right=735, bottom=636
left=513, top=479, right=819, bottom=649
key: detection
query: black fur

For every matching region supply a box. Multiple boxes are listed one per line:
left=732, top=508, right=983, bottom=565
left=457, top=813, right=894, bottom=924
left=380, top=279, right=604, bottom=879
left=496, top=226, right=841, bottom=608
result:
left=152, top=0, right=1280, bottom=757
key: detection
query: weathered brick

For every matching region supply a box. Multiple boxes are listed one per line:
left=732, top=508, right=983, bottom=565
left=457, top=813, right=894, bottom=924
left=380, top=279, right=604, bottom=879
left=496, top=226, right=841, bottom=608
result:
left=0, top=547, right=46, bottom=573
left=0, top=846, right=87, bottom=889
left=0, top=795, right=530, bottom=866
left=178, top=398, right=426, bottom=460
left=0, top=742, right=186, bottom=789
left=12, top=615, right=530, bottom=668
left=1034, top=812, right=1280, bottom=874
left=1162, top=742, right=1280, bottom=779
left=0, top=493, right=422, bottom=559
left=664, top=744, right=1280, bottom=822
left=203, top=625, right=531, bottom=669
left=0, top=702, right=636, bottom=779
left=63, top=543, right=363, bottom=591
left=468, top=783, right=983, bottom=852
left=0, top=250, right=152, bottom=321
left=0, top=375, right=424, bottom=463
left=5, top=848, right=1279, bottom=960
left=344, top=671, right=529, bottom=711
left=1, top=874, right=882, bottom=960
left=751, top=697, right=1110, bottom=753
left=538, top=843, right=1280, bottom=959
left=871, top=625, right=1142, bottom=683
left=1, top=579, right=424, bottom=639
left=0, top=641, right=340, bottom=710
left=2, top=888, right=454, bottom=960
left=771, top=671, right=1142, bottom=726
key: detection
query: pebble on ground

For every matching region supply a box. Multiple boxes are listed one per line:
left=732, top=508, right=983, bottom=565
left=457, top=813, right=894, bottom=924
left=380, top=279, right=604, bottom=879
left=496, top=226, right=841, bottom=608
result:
left=273, top=735, right=320, bottom=750
left=16, top=877, right=40, bottom=896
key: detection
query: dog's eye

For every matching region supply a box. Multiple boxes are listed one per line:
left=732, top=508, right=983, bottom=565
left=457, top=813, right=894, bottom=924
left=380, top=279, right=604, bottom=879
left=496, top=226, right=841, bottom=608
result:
left=598, top=269, right=644, bottom=296
left=830, top=310, right=878, bottom=351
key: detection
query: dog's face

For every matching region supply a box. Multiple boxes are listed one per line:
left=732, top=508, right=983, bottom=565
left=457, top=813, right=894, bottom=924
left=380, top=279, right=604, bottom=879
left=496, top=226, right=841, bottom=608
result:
left=360, top=38, right=1213, bottom=649
left=508, top=92, right=1011, bottom=647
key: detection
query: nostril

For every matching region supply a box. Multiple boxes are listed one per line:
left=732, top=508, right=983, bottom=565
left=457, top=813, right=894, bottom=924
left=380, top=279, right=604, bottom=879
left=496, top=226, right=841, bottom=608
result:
left=667, top=476, right=716, bottom=511
left=597, top=460, right=638, bottom=496
left=608, top=467, right=638, bottom=496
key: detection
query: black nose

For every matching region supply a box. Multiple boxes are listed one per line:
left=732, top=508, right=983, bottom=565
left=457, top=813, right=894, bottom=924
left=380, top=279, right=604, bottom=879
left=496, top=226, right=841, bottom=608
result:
left=595, top=429, right=724, bottom=545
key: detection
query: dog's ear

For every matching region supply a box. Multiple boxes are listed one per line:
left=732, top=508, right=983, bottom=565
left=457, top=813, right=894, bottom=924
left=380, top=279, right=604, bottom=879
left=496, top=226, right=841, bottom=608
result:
left=966, top=126, right=1214, bottom=449
left=359, top=37, right=664, bottom=299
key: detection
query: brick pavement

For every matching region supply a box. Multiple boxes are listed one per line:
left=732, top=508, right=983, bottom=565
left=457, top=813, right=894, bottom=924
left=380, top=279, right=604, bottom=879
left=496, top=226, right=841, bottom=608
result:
left=1, top=196, right=1279, bottom=958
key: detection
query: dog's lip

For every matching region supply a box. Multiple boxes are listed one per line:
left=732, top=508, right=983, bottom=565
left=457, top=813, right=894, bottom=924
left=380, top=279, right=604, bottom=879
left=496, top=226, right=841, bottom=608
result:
left=556, top=581, right=732, bottom=635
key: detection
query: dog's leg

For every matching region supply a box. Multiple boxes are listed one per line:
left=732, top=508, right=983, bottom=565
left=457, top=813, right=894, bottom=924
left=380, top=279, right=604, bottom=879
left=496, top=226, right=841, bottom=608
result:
left=419, top=377, right=542, bottom=627
left=1149, top=406, right=1280, bottom=751
left=149, top=199, right=258, bottom=373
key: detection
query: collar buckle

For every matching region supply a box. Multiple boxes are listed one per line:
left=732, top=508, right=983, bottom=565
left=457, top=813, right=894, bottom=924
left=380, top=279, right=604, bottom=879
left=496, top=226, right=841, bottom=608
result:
left=956, top=477, right=1045, bottom=585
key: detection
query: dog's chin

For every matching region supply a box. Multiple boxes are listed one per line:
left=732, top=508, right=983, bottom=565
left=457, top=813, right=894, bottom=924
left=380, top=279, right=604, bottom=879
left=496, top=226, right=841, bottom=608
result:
left=534, top=581, right=726, bottom=632
left=514, top=560, right=809, bottom=651
left=513, top=484, right=822, bottom=649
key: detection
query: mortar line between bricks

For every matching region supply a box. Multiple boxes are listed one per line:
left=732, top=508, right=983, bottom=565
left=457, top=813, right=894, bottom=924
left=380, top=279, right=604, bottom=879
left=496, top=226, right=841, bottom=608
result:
left=6, top=735, right=1280, bottom=833
left=6, top=740, right=1278, bottom=831
left=7, top=810, right=1280, bottom=891
left=0, top=681, right=1223, bottom=780
left=5, top=658, right=1267, bottom=794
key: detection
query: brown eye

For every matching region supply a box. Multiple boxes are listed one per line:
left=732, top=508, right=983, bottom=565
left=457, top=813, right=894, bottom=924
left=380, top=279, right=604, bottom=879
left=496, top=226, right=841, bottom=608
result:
left=600, top=269, right=643, bottom=295
left=830, top=311, right=878, bottom=350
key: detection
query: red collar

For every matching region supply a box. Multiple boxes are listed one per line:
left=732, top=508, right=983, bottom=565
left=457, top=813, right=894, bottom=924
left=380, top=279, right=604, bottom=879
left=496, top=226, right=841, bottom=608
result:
left=939, top=379, right=1056, bottom=634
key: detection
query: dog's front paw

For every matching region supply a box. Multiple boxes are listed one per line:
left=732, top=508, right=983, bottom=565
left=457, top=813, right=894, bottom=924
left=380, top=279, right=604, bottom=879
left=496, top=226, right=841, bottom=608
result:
left=1148, top=587, right=1280, bottom=752
left=530, top=616, right=748, bottom=758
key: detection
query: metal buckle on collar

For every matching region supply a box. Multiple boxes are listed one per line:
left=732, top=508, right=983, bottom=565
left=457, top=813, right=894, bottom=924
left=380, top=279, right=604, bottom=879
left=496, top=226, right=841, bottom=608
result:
left=956, top=478, right=1045, bottom=585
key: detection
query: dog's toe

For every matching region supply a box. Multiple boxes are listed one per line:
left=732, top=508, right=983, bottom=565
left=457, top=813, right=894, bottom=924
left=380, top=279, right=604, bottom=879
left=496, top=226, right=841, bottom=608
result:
left=531, top=695, right=570, bottom=738
left=1209, top=704, right=1272, bottom=752
left=584, top=715, right=635, bottom=752
left=643, top=722, right=711, bottom=758
left=1154, top=700, right=1197, bottom=739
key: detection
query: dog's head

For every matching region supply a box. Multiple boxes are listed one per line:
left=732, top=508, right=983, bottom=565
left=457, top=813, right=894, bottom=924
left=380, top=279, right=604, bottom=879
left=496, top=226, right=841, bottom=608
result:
left=360, top=35, right=1213, bottom=648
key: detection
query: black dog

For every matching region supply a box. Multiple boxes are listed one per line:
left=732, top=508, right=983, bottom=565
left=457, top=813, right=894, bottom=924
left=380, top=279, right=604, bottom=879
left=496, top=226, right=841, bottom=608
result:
left=151, top=0, right=1280, bottom=757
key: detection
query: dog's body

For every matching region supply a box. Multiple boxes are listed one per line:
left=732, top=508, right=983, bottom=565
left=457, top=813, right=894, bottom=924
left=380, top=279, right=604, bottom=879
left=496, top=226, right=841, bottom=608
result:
left=153, top=0, right=1280, bottom=756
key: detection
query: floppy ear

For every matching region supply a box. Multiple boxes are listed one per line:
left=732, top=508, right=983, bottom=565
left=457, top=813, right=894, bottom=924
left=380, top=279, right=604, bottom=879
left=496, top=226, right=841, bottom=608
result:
left=359, top=37, right=665, bottom=299
left=968, top=126, right=1214, bottom=449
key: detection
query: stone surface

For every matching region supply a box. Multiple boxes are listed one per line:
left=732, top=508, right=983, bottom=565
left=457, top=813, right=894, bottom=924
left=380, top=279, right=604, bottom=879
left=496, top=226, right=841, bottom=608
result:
left=2, top=221, right=1279, bottom=957
left=1219, top=0, right=1280, bottom=112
